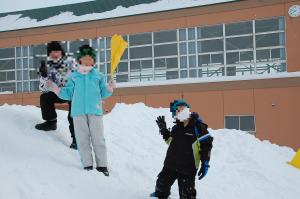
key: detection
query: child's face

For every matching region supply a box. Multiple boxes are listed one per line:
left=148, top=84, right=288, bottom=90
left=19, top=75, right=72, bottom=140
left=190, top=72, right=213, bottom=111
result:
left=49, top=51, right=62, bottom=60
left=80, top=55, right=95, bottom=67
left=176, top=106, right=186, bottom=116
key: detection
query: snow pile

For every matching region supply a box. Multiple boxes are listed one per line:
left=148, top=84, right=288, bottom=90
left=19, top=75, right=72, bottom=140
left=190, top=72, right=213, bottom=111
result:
left=0, top=0, right=236, bottom=32
left=0, top=103, right=299, bottom=199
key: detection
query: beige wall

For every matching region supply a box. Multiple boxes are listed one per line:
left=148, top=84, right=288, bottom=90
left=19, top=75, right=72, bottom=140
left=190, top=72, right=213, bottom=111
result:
left=254, top=87, right=300, bottom=149
left=223, top=90, right=255, bottom=115
left=286, top=0, right=300, bottom=72
left=184, top=91, right=224, bottom=129
left=145, top=93, right=182, bottom=108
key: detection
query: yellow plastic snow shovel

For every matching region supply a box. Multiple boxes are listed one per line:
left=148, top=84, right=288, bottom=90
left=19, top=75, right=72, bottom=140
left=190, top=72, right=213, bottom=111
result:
left=288, top=148, right=300, bottom=169
left=110, top=34, right=128, bottom=79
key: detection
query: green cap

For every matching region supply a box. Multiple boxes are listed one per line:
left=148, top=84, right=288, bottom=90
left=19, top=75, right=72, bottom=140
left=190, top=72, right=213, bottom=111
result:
left=76, top=45, right=96, bottom=61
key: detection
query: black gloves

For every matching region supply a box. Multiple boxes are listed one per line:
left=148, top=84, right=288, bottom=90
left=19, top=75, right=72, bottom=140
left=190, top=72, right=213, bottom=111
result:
left=156, top=116, right=167, bottom=130
left=198, top=160, right=210, bottom=180
left=156, top=116, right=170, bottom=141
left=39, top=60, right=48, bottom=77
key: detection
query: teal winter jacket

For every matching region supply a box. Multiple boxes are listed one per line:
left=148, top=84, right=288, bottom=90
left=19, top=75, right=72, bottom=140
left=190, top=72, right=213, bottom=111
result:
left=58, top=67, right=112, bottom=117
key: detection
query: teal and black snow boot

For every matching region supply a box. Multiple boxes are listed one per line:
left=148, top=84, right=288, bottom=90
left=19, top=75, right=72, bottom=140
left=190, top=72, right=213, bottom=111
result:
left=149, top=192, right=169, bottom=199
left=150, top=192, right=157, bottom=197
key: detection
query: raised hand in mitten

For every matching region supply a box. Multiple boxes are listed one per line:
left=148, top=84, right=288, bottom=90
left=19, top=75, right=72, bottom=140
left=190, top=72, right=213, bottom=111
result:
left=156, top=116, right=167, bottom=130
left=155, top=116, right=170, bottom=140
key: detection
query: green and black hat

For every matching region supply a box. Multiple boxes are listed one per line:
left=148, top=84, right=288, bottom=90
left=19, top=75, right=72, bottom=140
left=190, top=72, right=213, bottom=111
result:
left=76, top=45, right=96, bottom=61
left=170, top=99, right=190, bottom=118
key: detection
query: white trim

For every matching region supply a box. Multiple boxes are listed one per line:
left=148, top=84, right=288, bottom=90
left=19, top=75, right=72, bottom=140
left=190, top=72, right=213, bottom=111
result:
left=115, top=71, right=300, bottom=88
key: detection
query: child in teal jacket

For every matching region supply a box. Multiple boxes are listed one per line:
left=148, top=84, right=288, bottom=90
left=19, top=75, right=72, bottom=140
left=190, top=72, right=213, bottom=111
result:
left=48, top=45, right=115, bottom=176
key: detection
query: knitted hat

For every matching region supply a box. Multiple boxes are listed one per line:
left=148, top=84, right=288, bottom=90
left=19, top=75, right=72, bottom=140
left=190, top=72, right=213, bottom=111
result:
left=76, top=45, right=96, bottom=62
left=170, top=99, right=191, bottom=118
left=47, top=41, right=65, bottom=56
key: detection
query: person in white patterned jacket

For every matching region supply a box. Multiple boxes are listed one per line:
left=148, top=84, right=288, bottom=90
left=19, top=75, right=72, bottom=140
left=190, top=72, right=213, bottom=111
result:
left=35, top=41, right=78, bottom=150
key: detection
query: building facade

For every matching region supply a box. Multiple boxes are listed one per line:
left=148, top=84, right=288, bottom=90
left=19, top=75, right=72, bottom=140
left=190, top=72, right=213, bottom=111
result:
left=0, top=0, right=299, bottom=149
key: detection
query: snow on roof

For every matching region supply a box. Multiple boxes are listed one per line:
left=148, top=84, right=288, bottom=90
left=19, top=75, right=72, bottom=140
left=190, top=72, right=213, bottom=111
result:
left=0, top=0, right=236, bottom=32
left=0, top=0, right=94, bottom=14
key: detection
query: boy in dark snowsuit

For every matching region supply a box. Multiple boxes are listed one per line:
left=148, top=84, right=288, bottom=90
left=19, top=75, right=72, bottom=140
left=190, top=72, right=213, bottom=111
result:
left=151, top=99, right=213, bottom=199
left=35, top=41, right=78, bottom=149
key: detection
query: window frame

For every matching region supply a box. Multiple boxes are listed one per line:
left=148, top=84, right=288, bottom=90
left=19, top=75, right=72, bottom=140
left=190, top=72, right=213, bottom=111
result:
left=224, top=115, right=256, bottom=133
left=0, top=17, right=287, bottom=90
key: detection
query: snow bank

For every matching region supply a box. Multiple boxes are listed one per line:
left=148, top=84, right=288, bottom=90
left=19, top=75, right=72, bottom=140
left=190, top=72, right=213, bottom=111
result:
left=0, top=0, right=236, bottom=32
left=0, top=103, right=299, bottom=199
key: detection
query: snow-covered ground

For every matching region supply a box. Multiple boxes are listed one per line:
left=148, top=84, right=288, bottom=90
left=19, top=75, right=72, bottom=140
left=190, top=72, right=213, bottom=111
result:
left=0, top=0, right=236, bottom=32
left=0, top=103, right=299, bottom=199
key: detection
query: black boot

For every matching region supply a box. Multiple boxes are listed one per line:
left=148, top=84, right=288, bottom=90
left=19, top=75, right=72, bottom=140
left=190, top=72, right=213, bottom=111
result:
left=96, top=167, right=109, bottom=176
left=70, top=138, right=77, bottom=150
left=35, top=120, right=57, bottom=131
left=84, top=166, right=93, bottom=171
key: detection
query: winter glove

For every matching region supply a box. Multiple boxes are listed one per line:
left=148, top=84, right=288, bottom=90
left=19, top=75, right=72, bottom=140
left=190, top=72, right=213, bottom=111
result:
left=106, top=80, right=116, bottom=93
left=198, top=160, right=210, bottom=180
left=39, top=60, right=48, bottom=77
left=45, top=80, right=60, bottom=94
left=156, top=116, right=170, bottom=140
left=156, top=116, right=167, bottom=130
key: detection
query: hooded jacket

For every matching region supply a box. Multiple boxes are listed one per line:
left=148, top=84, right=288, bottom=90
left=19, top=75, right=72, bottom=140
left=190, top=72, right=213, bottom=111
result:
left=163, top=113, right=213, bottom=175
left=39, top=56, right=77, bottom=93
left=58, top=67, right=112, bottom=117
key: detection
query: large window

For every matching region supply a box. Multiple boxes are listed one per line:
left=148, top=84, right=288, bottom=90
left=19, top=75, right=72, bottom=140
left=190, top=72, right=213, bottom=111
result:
left=154, top=30, right=177, bottom=43
left=153, top=30, right=179, bottom=80
left=255, top=17, right=286, bottom=74
left=69, top=39, right=89, bottom=55
left=130, top=46, right=152, bottom=59
left=0, top=17, right=287, bottom=90
left=0, top=47, right=15, bottom=92
left=225, top=115, right=256, bottom=132
left=225, top=21, right=253, bottom=36
left=98, top=16, right=286, bottom=83
left=198, top=25, right=223, bottom=39
left=130, top=33, right=152, bottom=46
